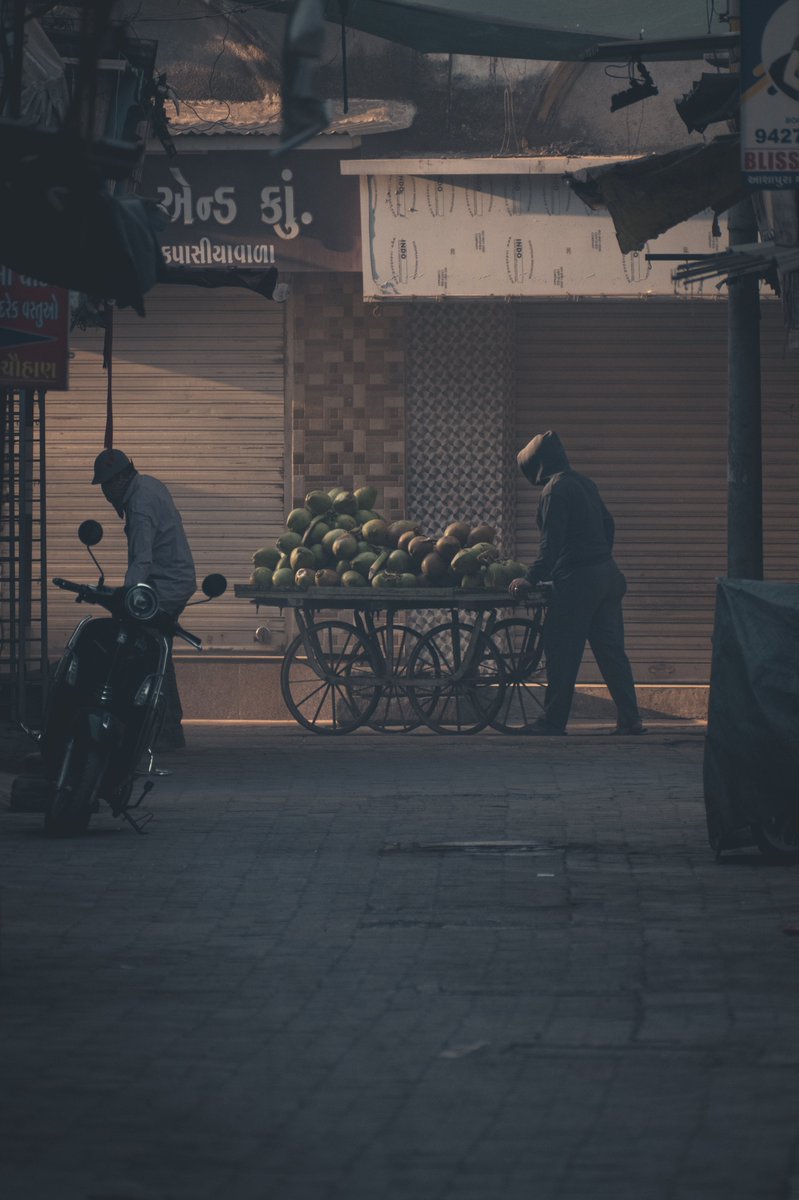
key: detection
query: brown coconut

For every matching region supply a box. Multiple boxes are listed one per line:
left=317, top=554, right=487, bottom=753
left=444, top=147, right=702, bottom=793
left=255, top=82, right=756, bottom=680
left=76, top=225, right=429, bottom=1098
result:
left=444, top=521, right=470, bottom=545
left=435, top=535, right=462, bottom=563
left=467, top=523, right=497, bottom=546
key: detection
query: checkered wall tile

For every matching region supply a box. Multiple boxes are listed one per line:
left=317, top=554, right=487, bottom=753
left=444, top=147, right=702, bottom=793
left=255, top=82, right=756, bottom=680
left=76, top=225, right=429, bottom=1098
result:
left=405, top=303, right=516, bottom=554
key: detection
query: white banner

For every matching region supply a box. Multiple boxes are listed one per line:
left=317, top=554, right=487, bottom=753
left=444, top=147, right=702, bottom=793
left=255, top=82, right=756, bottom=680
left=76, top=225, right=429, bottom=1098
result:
left=359, top=174, right=722, bottom=300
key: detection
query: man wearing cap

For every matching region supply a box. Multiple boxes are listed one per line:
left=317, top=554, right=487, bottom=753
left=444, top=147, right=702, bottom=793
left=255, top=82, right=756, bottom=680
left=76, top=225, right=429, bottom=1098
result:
left=92, top=448, right=197, bottom=749
left=510, top=430, right=644, bottom=737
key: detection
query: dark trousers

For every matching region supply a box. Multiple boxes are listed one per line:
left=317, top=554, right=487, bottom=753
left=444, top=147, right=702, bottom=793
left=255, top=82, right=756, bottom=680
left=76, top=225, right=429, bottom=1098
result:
left=542, top=558, right=641, bottom=732
left=160, top=609, right=185, bottom=738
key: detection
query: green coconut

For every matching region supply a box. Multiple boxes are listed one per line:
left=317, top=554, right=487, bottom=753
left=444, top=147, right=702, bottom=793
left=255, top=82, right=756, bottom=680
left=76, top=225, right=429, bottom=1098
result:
left=362, top=518, right=389, bottom=546
left=332, top=490, right=359, bottom=516
left=290, top=545, right=316, bottom=572
left=351, top=551, right=378, bottom=577
left=371, top=571, right=400, bottom=589
left=451, top=547, right=482, bottom=576
left=252, top=546, right=281, bottom=569
left=342, top=570, right=369, bottom=588
left=286, top=507, right=312, bottom=534
left=276, top=530, right=302, bottom=554
left=460, top=572, right=485, bottom=589
left=322, top=527, right=349, bottom=555
left=304, top=519, right=331, bottom=546
left=354, top=484, right=378, bottom=510
left=333, top=534, right=359, bottom=561
left=272, top=567, right=295, bottom=588
left=485, top=561, right=514, bottom=590
left=356, top=509, right=380, bottom=526
left=251, top=566, right=273, bottom=590
left=387, top=548, right=411, bottom=572
left=305, top=490, right=333, bottom=516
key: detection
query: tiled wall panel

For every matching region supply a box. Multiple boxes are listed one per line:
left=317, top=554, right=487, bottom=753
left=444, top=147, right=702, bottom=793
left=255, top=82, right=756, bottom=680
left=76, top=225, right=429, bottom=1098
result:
left=406, top=303, right=516, bottom=553
left=291, top=274, right=406, bottom=522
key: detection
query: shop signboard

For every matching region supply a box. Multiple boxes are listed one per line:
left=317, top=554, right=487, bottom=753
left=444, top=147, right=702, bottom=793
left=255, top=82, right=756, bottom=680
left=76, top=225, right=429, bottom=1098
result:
left=741, top=0, right=799, bottom=188
left=0, top=267, right=69, bottom=389
left=357, top=173, right=722, bottom=300
left=140, top=150, right=361, bottom=272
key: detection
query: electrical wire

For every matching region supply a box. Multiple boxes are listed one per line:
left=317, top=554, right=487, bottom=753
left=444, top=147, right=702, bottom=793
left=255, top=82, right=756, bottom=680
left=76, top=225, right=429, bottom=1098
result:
left=207, top=7, right=233, bottom=99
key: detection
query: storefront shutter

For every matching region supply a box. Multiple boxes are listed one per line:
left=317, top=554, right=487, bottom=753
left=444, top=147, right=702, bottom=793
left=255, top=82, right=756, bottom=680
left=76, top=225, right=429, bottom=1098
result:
left=46, top=284, right=286, bottom=654
left=514, top=298, right=799, bottom=684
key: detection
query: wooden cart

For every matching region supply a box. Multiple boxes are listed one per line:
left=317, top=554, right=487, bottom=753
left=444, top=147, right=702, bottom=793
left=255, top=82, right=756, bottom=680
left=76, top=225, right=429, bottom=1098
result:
left=235, top=584, right=550, bottom=735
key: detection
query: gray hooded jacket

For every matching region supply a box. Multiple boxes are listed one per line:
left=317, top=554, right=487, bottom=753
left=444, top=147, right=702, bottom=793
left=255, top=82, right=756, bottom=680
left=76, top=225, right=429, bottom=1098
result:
left=517, top=431, right=615, bottom=583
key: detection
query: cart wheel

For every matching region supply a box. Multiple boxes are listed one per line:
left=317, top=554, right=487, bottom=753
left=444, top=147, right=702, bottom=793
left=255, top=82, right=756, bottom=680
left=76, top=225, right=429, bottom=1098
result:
left=281, top=620, right=381, bottom=734
left=352, top=623, right=426, bottom=733
left=407, top=620, right=506, bottom=734
left=487, top=616, right=546, bottom=733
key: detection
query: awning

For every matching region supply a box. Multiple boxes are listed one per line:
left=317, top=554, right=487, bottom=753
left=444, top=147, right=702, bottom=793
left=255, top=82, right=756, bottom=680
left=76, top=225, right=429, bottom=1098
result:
left=566, top=138, right=747, bottom=254
left=258, top=0, right=731, bottom=61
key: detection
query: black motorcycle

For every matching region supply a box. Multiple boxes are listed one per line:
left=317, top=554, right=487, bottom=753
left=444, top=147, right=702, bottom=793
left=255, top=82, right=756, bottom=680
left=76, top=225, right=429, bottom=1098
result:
left=40, top=519, right=226, bottom=836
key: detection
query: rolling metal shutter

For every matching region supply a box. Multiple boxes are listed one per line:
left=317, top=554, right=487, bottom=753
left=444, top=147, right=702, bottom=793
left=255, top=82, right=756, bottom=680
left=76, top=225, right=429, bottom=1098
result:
left=514, top=298, right=799, bottom=685
left=46, top=284, right=286, bottom=654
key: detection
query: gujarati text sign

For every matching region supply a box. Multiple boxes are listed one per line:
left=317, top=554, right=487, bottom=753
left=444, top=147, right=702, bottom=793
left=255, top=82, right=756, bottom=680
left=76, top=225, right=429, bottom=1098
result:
left=0, top=267, right=69, bottom=389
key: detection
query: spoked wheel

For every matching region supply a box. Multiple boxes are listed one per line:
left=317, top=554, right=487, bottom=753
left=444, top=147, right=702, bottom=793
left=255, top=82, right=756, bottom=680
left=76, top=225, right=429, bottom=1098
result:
left=488, top=616, right=546, bottom=733
left=354, top=623, right=426, bottom=733
left=281, top=620, right=381, bottom=734
left=407, top=619, right=506, bottom=734
left=44, top=744, right=105, bottom=837
left=754, top=813, right=799, bottom=860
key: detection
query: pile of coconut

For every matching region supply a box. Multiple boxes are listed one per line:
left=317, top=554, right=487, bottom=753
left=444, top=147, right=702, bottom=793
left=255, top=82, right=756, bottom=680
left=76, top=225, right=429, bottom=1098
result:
left=249, top=485, right=527, bottom=591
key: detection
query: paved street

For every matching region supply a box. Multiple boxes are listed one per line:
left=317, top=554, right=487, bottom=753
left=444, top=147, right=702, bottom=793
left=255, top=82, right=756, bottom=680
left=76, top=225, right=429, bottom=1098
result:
left=2, top=721, right=799, bottom=1200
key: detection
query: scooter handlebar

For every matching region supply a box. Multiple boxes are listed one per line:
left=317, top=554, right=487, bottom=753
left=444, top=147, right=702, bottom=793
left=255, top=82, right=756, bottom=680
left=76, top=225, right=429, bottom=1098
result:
left=52, top=578, right=117, bottom=605
left=173, top=624, right=202, bottom=650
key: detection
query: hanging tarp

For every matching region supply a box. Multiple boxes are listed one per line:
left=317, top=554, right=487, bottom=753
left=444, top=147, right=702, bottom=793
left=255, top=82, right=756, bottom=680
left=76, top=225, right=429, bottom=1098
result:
left=703, top=578, right=799, bottom=853
left=256, top=0, right=727, bottom=61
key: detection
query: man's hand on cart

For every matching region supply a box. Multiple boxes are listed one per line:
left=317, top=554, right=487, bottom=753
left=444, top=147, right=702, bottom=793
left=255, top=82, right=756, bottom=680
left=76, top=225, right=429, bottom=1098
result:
left=509, top=577, right=533, bottom=602
left=509, top=577, right=552, bottom=603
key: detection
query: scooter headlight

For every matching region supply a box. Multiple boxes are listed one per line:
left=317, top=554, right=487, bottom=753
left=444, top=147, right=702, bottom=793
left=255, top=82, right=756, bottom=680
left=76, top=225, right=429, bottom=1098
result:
left=124, top=583, right=159, bottom=621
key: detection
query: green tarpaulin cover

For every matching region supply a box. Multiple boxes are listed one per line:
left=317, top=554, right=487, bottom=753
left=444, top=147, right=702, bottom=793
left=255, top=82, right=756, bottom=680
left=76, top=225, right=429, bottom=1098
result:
left=703, top=578, right=799, bottom=853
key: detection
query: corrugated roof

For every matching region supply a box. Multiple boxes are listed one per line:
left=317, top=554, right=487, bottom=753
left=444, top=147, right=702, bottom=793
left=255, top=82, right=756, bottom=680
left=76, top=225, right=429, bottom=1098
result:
left=166, top=97, right=417, bottom=137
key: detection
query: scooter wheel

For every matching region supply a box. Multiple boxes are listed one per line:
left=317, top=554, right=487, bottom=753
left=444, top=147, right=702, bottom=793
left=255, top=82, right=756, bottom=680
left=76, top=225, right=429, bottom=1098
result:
left=44, top=747, right=104, bottom=837
left=754, top=814, right=799, bottom=861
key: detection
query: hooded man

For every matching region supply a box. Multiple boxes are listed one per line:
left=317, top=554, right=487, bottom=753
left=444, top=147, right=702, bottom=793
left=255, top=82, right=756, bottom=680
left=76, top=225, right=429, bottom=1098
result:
left=92, top=448, right=197, bottom=749
left=510, top=431, right=644, bottom=736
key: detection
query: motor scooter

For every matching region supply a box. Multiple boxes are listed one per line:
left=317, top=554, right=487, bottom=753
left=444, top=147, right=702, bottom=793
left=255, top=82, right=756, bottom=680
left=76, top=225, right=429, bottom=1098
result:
left=39, top=519, right=226, bottom=836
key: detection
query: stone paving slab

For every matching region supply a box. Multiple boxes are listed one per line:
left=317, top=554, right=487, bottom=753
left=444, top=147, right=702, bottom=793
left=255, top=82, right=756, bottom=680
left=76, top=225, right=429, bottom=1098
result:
left=2, top=722, right=799, bottom=1200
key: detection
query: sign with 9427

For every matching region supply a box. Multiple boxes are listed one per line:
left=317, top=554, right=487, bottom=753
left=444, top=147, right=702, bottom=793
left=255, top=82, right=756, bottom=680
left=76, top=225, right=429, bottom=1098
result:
left=742, top=0, right=799, bottom=187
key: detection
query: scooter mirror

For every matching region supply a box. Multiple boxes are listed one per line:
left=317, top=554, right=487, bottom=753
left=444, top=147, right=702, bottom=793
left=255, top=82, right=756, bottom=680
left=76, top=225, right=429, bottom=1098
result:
left=78, top=520, right=103, bottom=547
left=202, top=573, right=227, bottom=599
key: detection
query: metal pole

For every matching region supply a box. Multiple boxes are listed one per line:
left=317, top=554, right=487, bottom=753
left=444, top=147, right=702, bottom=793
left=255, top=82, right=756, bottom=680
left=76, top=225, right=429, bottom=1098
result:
left=726, top=199, right=763, bottom=579
left=726, top=0, right=763, bottom=580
